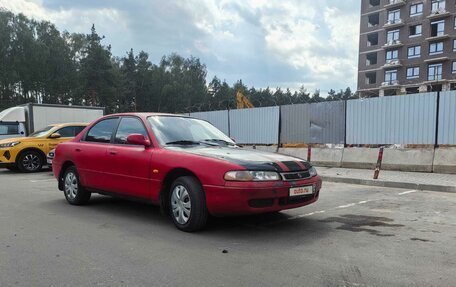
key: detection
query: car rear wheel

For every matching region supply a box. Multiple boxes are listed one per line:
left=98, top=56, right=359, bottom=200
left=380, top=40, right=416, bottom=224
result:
left=169, top=176, right=208, bottom=232
left=17, top=151, right=43, bottom=173
left=63, top=166, right=91, bottom=205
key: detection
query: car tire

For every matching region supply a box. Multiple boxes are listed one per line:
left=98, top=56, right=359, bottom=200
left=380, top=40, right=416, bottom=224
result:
left=169, top=176, right=208, bottom=232
left=17, top=150, right=44, bottom=173
left=63, top=166, right=91, bottom=205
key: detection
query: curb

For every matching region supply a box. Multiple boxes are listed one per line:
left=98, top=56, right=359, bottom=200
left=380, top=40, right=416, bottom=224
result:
left=321, top=175, right=456, bottom=193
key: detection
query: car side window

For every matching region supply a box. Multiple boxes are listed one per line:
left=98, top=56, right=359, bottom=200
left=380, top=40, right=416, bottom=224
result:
left=55, top=126, right=76, bottom=137
left=75, top=126, right=86, bottom=136
left=85, top=118, right=118, bottom=143
left=114, top=117, right=148, bottom=144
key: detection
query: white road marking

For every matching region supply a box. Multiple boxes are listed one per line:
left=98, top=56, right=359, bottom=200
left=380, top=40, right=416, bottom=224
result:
left=30, top=179, right=55, bottom=183
left=398, top=190, right=417, bottom=196
left=337, top=203, right=357, bottom=209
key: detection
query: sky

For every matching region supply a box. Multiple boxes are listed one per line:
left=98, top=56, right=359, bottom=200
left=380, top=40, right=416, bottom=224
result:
left=0, top=0, right=361, bottom=94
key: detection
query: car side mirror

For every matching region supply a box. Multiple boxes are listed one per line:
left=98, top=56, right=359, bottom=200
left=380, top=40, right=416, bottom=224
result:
left=127, top=134, right=151, bottom=147
left=49, top=133, right=61, bottom=139
left=230, top=137, right=236, bottom=143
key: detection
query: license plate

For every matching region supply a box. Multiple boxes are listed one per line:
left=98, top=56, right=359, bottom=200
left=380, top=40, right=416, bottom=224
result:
left=47, top=159, right=53, bottom=165
left=289, top=186, right=314, bottom=197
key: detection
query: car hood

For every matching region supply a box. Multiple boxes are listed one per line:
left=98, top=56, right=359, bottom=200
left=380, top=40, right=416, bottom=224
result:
left=165, top=146, right=310, bottom=172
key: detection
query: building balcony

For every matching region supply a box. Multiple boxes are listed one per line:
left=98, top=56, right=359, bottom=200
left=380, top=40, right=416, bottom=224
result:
left=425, top=34, right=450, bottom=41
left=382, top=60, right=402, bottom=68
left=385, top=0, right=406, bottom=9
left=383, top=19, right=405, bottom=28
left=427, top=9, right=450, bottom=19
left=424, top=56, right=449, bottom=63
left=381, top=80, right=400, bottom=88
left=382, top=40, right=403, bottom=49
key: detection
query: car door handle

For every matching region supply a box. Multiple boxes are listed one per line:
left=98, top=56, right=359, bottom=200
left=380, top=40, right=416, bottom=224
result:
left=75, top=148, right=81, bottom=152
left=109, top=151, right=117, bottom=155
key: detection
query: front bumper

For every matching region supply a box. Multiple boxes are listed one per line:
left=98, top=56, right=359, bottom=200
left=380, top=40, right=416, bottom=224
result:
left=0, top=149, right=15, bottom=166
left=204, top=175, right=322, bottom=216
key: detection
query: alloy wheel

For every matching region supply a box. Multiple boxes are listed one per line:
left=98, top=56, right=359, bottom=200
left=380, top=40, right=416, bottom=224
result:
left=22, top=154, right=41, bottom=171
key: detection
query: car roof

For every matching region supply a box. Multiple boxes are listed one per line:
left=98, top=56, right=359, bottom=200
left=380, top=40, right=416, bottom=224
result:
left=49, top=122, right=89, bottom=127
left=107, top=112, right=192, bottom=118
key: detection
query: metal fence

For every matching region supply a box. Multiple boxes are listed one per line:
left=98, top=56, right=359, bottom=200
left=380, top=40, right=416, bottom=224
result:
left=346, top=92, right=437, bottom=145
left=189, top=91, right=456, bottom=145
left=438, top=91, right=456, bottom=145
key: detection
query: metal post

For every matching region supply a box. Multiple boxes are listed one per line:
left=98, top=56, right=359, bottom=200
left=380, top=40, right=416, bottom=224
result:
left=307, top=145, right=312, bottom=162
left=373, top=147, right=384, bottom=180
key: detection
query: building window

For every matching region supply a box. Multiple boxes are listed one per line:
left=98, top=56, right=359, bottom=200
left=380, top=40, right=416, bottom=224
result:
left=431, top=0, right=446, bottom=13
left=369, top=0, right=380, bottom=7
left=409, top=24, right=422, bottom=37
left=367, top=33, right=379, bottom=46
left=453, top=62, right=456, bottom=74
left=386, top=30, right=400, bottom=43
left=431, top=20, right=445, bottom=37
left=429, top=42, right=444, bottom=55
left=408, top=45, right=421, bottom=58
left=406, top=67, right=420, bottom=79
left=428, top=63, right=443, bottom=81
left=366, top=72, right=377, bottom=84
left=410, top=3, right=423, bottom=16
left=368, top=13, right=380, bottom=27
left=387, top=10, right=401, bottom=24
left=366, top=52, right=378, bottom=66
left=453, top=39, right=456, bottom=51
left=386, top=50, right=399, bottom=62
left=385, top=70, right=398, bottom=84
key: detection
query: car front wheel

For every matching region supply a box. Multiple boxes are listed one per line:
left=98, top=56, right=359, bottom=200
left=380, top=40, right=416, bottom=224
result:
left=63, top=166, right=91, bottom=205
left=169, top=176, right=208, bottom=232
left=17, top=151, right=43, bottom=172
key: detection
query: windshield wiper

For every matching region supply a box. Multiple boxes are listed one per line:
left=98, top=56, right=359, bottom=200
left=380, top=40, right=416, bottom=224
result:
left=202, top=139, right=236, bottom=146
left=166, top=140, right=218, bottom=146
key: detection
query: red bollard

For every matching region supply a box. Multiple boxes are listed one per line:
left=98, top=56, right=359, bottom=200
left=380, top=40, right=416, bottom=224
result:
left=307, top=145, right=312, bottom=162
left=373, top=147, right=384, bottom=180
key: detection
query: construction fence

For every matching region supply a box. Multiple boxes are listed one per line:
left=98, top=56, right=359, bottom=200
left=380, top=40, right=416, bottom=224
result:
left=187, top=91, right=456, bottom=146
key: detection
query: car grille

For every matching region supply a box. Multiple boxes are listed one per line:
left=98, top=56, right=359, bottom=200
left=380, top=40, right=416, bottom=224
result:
left=280, top=170, right=311, bottom=181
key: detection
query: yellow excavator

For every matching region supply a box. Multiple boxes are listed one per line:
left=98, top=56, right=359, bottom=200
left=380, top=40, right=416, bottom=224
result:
left=236, top=90, right=254, bottom=109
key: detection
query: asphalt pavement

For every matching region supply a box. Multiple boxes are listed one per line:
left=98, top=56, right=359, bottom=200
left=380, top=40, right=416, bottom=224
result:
left=1, top=169, right=455, bottom=287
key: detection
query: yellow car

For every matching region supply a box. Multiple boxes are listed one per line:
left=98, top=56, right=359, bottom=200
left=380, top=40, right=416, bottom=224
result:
left=0, top=123, right=88, bottom=172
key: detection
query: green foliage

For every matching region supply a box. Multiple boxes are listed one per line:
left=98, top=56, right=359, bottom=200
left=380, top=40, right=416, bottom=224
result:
left=0, top=10, right=356, bottom=113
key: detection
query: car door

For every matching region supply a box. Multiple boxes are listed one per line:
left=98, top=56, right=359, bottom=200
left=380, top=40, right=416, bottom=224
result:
left=103, top=116, right=153, bottom=198
left=75, top=118, right=120, bottom=191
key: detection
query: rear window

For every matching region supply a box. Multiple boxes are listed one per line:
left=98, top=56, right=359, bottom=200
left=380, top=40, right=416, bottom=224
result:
left=85, top=118, right=118, bottom=143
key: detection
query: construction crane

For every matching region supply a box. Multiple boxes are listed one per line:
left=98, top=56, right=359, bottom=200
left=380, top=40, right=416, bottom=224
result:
left=236, top=90, right=254, bottom=109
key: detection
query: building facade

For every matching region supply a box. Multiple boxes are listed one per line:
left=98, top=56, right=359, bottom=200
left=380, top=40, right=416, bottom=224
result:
left=358, top=0, right=456, bottom=97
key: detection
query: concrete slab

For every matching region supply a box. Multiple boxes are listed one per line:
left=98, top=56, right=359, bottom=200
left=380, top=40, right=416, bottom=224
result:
left=311, top=148, right=343, bottom=167
left=341, top=148, right=379, bottom=169
left=382, top=148, right=434, bottom=172
left=433, top=148, right=456, bottom=174
left=277, top=148, right=308, bottom=160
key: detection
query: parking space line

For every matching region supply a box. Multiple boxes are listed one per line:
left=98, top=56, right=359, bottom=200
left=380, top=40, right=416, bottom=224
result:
left=398, top=190, right=417, bottom=196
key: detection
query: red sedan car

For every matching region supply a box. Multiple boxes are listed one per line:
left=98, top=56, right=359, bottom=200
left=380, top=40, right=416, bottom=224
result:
left=53, top=113, right=322, bottom=232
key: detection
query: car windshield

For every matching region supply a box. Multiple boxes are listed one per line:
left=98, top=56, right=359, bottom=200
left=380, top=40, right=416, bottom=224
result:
left=148, top=116, right=235, bottom=147
left=29, top=126, right=54, bottom=137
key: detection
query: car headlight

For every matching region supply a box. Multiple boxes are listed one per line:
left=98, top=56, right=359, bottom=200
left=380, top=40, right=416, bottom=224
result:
left=224, top=171, right=281, bottom=182
left=309, top=166, right=317, bottom=177
left=0, top=141, right=21, bottom=148
left=48, top=152, right=55, bottom=157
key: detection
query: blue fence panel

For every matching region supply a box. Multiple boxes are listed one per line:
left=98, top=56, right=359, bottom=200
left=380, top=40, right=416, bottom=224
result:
left=438, top=91, right=456, bottom=145
left=346, top=93, right=437, bottom=145
left=229, top=106, right=280, bottom=144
